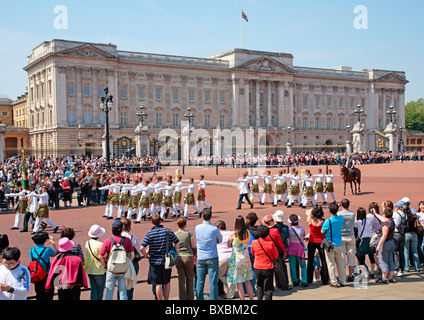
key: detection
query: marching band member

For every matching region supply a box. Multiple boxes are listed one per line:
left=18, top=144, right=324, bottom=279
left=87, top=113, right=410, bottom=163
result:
left=197, top=175, right=211, bottom=211
left=248, top=171, right=261, bottom=203
left=236, top=172, right=254, bottom=210
left=127, top=178, right=142, bottom=220
left=159, top=179, right=178, bottom=219
left=181, top=178, right=201, bottom=218
left=324, top=169, right=336, bottom=203
left=151, top=176, right=166, bottom=215
left=26, top=186, right=58, bottom=234
left=117, top=182, right=133, bottom=219
left=172, top=175, right=185, bottom=215
left=5, top=189, right=29, bottom=231
left=99, top=178, right=125, bottom=220
left=260, top=170, right=274, bottom=205
left=135, top=180, right=152, bottom=222
left=313, top=168, right=326, bottom=204
left=287, top=170, right=302, bottom=208
left=273, top=169, right=288, bottom=207
left=301, top=171, right=316, bottom=208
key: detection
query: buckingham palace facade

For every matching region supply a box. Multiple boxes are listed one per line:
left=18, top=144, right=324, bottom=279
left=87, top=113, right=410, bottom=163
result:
left=24, top=39, right=408, bottom=158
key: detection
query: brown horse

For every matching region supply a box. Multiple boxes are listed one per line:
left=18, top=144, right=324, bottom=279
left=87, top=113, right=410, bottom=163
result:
left=340, top=165, right=361, bottom=196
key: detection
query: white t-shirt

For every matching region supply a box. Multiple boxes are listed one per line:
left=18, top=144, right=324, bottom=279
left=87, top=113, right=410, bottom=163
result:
left=354, top=214, right=374, bottom=239
left=0, top=264, right=31, bottom=300
left=217, top=230, right=233, bottom=261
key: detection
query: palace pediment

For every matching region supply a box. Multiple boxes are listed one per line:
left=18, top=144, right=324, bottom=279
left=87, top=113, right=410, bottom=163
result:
left=375, top=72, right=408, bottom=84
left=57, top=44, right=117, bottom=59
left=233, top=56, right=296, bottom=74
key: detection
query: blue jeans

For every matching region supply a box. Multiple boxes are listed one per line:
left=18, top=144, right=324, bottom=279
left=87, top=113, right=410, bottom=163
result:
left=126, top=262, right=139, bottom=300
left=90, top=190, right=98, bottom=204
left=404, top=232, right=421, bottom=271
left=88, top=273, right=106, bottom=300
left=105, top=271, right=127, bottom=300
left=196, top=257, right=219, bottom=300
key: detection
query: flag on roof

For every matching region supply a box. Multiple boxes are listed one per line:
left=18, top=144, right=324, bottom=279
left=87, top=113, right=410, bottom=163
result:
left=242, top=10, right=248, bottom=22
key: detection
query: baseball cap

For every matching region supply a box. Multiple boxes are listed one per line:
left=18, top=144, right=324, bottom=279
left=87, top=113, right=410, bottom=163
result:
left=112, top=220, right=123, bottom=231
left=401, top=197, right=411, bottom=205
left=394, top=201, right=405, bottom=208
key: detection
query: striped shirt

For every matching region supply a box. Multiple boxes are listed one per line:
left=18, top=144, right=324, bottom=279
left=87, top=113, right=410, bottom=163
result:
left=141, top=225, right=179, bottom=265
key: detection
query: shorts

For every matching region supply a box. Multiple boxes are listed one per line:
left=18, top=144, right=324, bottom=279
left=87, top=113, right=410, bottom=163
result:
left=148, top=264, right=172, bottom=285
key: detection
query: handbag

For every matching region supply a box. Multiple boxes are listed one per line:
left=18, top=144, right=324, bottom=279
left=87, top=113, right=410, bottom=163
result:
left=258, top=239, right=281, bottom=271
left=357, top=219, right=374, bottom=255
left=164, top=229, right=177, bottom=269
left=320, top=218, right=334, bottom=252
left=291, top=227, right=308, bottom=256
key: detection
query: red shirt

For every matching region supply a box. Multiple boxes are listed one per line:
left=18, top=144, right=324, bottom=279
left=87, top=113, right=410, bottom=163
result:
left=309, top=223, right=324, bottom=243
left=251, top=239, right=279, bottom=269
left=264, top=227, right=286, bottom=255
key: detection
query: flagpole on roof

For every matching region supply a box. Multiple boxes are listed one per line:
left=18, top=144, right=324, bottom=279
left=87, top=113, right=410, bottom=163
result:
left=241, top=8, right=243, bottom=49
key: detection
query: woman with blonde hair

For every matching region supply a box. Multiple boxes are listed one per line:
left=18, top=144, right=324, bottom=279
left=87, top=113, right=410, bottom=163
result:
left=175, top=216, right=196, bottom=300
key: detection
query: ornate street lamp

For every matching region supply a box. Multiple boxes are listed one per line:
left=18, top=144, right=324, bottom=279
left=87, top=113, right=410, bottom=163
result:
left=346, top=125, right=351, bottom=141
left=354, top=104, right=364, bottom=123
left=100, top=87, right=113, bottom=168
left=184, top=107, right=195, bottom=131
left=136, top=105, right=148, bottom=127
left=387, top=105, right=397, bottom=124
left=287, top=126, right=293, bottom=143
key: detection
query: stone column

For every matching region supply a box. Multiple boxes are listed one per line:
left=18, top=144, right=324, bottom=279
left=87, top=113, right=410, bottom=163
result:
left=288, top=82, right=295, bottom=127
left=75, top=67, right=83, bottom=123
left=0, top=123, right=5, bottom=162
left=277, top=81, right=285, bottom=127
left=92, top=68, right=99, bottom=123
left=231, top=77, right=239, bottom=127
left=242, top=78, right=250, bottom=127
left=267, top=81, right=272, bottom=127
left=255, top=79, right=261, bottom=126
left=398, top=88, right=405, bottom=128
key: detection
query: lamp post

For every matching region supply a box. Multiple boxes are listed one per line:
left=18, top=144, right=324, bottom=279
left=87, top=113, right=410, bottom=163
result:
left=387, top=105, right=397, bottom=124
left=399, top=126, right=404, bottom=153
left=354, top=104, right=364, bottom=124
left=136, top=105, right=148, bottom=127
left=183, top=107, right=195, bottom=130
left=346, top=125, right=352, bottom=154
left=183, top=107, right=195, bottom=166
left=100, top=87, right=113, bottom=169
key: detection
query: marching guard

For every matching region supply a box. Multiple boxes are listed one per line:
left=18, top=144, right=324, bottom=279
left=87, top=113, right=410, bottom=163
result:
left=181, top=178, right=201, bottom=218
left=273, top=169, right=288, bottom=207
left=301, top=170, right=316, bottom=208
left=313, top=168, right=326, bottom=204
left=260, top=170, right=274, bottom=205
left=5, top=189, right=28, bottom=231
left=324, top=169, right=336, bottom=203
left=26, top=186, right=58, bottom=234
left=172, top=175, right=185, bottom=216
left=287, top=170, right=302, bottom=208
left=197, top=175, right=212, bottom=211
left=236, top=172, right=254, bottom=210
left=249, top=171, right=261, bottom=203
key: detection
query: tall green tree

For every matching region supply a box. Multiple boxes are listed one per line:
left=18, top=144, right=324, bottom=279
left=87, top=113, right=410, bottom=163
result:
left=405, top=98, right=424, bottom=132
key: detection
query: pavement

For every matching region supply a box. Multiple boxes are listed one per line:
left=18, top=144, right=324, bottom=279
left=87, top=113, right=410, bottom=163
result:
left=1, top=160, right=424, bottom=301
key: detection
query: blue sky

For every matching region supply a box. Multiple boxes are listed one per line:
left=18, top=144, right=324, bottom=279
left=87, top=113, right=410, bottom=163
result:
left=0, top=0, right=423, bottom=102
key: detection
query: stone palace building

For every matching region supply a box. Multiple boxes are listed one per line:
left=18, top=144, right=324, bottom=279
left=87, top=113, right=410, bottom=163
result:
left=24, top=39, right=408, bottom=158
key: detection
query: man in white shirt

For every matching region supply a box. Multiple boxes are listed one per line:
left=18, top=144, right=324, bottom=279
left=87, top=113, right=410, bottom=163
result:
left=172, top=176, right=185, bottom=215
left=0, top=247, right=30, bottom=300
left=324, top=169, right=336, bottom=203
left=5, top=189, right=28, bottom=231
left=26, top=186, right=58, bottom=234
left=392, top=201, right=407, bottom=276
left=181, top=178, right=201, bottom=218
left=236, top=173, right=253, bottom=210
left=313, top=168, right=326, bottom=204
left=273, top=170, right=288, bottom=206
left=197, top=175, right=212, bottom=211
left=248, top=171, right=261, bottom=203
left=260, top=171, right=274, bottom=205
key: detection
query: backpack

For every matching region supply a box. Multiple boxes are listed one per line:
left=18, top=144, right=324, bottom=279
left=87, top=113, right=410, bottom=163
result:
left=396, top=211, right=408, bottom=235
left=28, top=247, right=48, bottom=283
left=107, top=237, right=129, bottom=273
